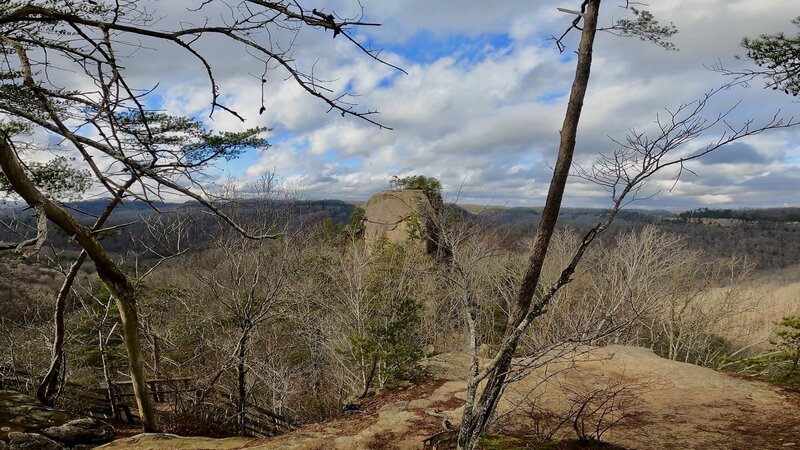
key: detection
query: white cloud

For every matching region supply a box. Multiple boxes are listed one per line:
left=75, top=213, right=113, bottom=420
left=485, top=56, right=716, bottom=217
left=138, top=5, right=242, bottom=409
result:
left=10, top=0, right=798, bottom=210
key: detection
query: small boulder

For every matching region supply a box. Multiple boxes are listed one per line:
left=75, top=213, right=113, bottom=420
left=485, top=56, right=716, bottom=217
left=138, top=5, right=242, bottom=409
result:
left=40, top=418, right=114, bottom=446
left=7, top=432, right=64, bottom=450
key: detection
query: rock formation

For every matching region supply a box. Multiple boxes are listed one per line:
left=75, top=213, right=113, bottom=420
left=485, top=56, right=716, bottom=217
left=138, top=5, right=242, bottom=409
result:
left=363, top=189, right=435, bottom=252
left=41, top=419, right=115, bottom=447
left=0, top=390, right=114, bottom=449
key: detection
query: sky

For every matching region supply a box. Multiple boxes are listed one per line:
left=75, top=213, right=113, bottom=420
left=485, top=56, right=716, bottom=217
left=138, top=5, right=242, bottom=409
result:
left=42, top=0, right=800, bottom=210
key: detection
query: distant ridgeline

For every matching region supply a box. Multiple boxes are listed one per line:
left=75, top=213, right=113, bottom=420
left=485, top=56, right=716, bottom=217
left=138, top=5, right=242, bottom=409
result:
left=4, top=195, right=800, bottom=267
left=677, top=207, right=800, bottom=223
left=0, top=198, right=360, bottom=256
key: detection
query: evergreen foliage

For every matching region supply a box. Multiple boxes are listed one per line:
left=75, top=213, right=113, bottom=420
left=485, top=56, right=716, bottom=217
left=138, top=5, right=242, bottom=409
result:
left=730, top=316, right=800, bottom=387
left=614, top=8, right=678, bottom=51
left=346, top=239, right=425, bottom=390
left=389, top=175, right=443, bottom=207
left=740, top=17, right=800, bottom=96
left=345, top=207, right=365, bottom=237
left=0, top=156, right=90, bottom=201
left=0, top=122, right=90, bottom=200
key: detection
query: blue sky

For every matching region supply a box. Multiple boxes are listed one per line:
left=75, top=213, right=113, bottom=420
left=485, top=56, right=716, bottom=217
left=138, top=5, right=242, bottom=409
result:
left=377, top=32, right=514, bottom=66
left=86, top=1, right=800, bottom=210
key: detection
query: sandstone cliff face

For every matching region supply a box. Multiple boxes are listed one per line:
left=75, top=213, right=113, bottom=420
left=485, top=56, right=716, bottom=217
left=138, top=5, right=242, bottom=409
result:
left=363, top=189, right=434, bottom=251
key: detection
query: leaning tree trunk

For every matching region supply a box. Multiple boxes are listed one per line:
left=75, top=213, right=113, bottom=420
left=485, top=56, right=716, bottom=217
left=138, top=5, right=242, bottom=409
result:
left=37, top=178, right=134, bottom=406
left=457, top=2, right=601, bottom=448
left=0, top=138, right=160, bottom=432
left=36, top=252, right=85, bottom=406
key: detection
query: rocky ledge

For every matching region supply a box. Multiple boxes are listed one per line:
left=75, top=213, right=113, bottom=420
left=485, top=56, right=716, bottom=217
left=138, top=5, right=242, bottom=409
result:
left=0, top=390, right=115, bottom=449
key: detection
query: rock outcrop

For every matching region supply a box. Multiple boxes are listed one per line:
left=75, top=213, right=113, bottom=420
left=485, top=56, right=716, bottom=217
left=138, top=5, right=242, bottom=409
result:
left=41, top=419, right=115, bottom=446
left=7, top=432, right=65, bottom=450
left=0, top=390, right=114, bottom=449
left=363, top=189, right=434, bottom=252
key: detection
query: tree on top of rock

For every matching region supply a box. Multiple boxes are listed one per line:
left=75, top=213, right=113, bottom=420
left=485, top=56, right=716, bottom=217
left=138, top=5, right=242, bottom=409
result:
left=390, top=175, right=443, bottom=209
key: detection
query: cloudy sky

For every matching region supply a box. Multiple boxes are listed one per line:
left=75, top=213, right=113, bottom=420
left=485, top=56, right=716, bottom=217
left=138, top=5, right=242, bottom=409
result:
left=111, top=1, right=800, bottom=210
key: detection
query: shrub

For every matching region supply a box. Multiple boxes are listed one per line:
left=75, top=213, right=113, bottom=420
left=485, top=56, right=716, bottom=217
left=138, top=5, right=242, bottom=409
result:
left=731, top=316, right=800, bottom=387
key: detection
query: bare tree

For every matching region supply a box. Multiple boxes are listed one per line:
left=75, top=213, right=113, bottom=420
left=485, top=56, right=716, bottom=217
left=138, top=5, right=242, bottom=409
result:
left=190, top=179, right=300, bottom=434
left=318, top=235, right=431, bottom=401
left=0, top=0, right=399, bottom=430
left=453, top=3, right=603, bottom=446
left=452, top=1, right=797, bottom=447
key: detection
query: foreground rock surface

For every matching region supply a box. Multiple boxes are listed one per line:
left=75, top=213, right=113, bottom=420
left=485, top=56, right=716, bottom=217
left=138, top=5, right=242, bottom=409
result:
left=0, top=390, right=73, bottom=439
left=41, top=419, right=115, bottom=446
left=99, top=346, right=800, bottom=449
left=97, top=434, right=252, bottom=449
left=0, top=390, right=114, bottom=448
left=8, top=432, right=64, bottom=450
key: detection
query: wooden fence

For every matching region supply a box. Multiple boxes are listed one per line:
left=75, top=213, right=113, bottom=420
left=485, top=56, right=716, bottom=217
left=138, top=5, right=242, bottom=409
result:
left=242, top=402, right=293, bottom=436
left=0, top=367, right=292, bottom=437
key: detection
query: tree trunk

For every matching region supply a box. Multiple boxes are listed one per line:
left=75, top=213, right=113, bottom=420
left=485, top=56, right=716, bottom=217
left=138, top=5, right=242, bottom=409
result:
left=238, top=325, right=251, bottom=436
left=36, top=252, right=82, bottom=406
left=100, top=327, right=118, bottom=418
left=0, top=138, right=159, bottom=432
left=152, top=335, right=162, bottom=380
left=359, top=357, right=378, bottom=399
left=457, top=2, right=601, bottom=448
left=507, top=0, right=600, bottom=334
left=37, top=178, right=135, bottom=406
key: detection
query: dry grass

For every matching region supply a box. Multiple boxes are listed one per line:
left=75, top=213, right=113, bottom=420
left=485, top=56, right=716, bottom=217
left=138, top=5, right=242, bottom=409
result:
left=708, top=263, right=800, bottom=352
